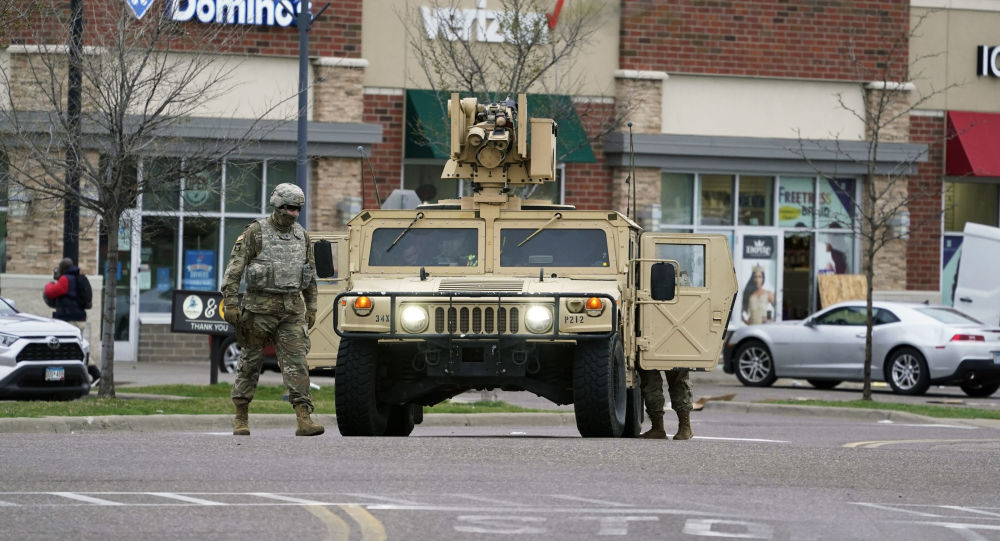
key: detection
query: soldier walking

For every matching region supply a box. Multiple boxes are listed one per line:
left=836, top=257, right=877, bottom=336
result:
left=221, top=183, right=324, bottom=436
left=638, top=368, right=693, bottom=440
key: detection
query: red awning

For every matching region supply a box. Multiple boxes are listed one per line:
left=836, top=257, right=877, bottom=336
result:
left=947, top=111, right=1000, bottom=177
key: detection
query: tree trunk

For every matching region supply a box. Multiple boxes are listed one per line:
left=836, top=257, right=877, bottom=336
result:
left=98, top=211, right=119, bottom=398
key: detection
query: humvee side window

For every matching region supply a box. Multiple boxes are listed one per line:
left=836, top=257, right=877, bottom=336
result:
left=369, top=228, right=478, bottom=267
left=654, top=244, right=705, bottom=287
left=499, top=229, right=610, bottom=267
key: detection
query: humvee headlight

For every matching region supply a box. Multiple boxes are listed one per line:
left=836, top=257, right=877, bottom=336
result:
left=400, top=305, right=428, bottom=333
left=524, top=305, right=552, bottom=334
left=353, top=296, right=373, bottom=316
left=585, top=297, right=605, bottom=316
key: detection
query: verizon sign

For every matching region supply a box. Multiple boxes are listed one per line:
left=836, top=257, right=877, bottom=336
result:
left=421, top=0, right=546, bottom=42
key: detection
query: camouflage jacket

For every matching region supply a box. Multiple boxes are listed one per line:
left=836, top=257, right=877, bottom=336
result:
left=221, top=216, right=318, bottom=316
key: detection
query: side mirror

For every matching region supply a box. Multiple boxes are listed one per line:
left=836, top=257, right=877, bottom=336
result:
left=314, top=240, right=336, bottom=278
left=650, top=262, right=676, bottom=301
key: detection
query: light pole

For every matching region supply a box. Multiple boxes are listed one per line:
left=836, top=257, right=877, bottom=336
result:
left=62, top=0, right=83, bottom=263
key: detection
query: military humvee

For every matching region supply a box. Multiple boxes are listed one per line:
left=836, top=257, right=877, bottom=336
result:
left=317, top=93, right=737, bottom=438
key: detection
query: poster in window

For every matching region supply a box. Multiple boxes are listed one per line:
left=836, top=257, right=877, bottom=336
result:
left=183, top=249, right=215, bottom=291
left=737, top=235, right=777, bottom=326
left=777, top=177, right=815, bottom=227
left=818, top=178, right=855, bottom=228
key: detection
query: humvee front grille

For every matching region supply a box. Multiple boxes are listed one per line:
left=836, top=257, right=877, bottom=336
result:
left=438, top=280, right=524, bottom=292
left=434, top=305, right=523, bottom=335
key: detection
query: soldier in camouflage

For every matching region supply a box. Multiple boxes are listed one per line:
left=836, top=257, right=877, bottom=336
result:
left=221, top=183, right=324, bottom=437
left=638, top=368, right=693, bottom=440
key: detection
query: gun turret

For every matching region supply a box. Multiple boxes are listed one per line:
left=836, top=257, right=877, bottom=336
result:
left=441, top=93, right=557, bottom=191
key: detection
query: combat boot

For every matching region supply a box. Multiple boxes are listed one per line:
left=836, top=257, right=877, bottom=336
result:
left=233, top=402, right=250, bottom=436
left=673, top=409, right=693, bottom=440
left=294, top=405, right=325, bottom=436
left=639, top=413, right=668, bottom=439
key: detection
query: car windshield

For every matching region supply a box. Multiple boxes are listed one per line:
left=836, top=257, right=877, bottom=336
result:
left=368, top=228, right=478, bottom=267
left=499, top=229, right=610, bottom=267
left=916, top=307, right=983, bottom=325
left=0, top=298, right=15, bottom=316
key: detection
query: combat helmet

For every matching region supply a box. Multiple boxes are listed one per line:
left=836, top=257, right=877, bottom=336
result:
left=269, top=183, right=305, bottom=208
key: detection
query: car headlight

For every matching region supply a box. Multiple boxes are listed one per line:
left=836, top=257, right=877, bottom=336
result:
left=0, top=332, right=17, bottom=347
left=524, top=305, right=552, bottom=333
left=400, top=305, right=428, bottom=333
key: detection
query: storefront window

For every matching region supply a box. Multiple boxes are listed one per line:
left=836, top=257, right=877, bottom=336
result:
left=818, top=178, right=855, bottom=228
left=404, top=163, right=461, bottom=203
left=265, top=161, right=297, bottom=200
left=700, top=174, right=734, bottom=225
left=139, top=216, right=178, bottom=312
left=661, top=173, right=694, bottom=224
left=815, top=233, right=853, bottom=276
left=183, top=162, right=222, bottom=213
left=944, top=181, right=999, bottom=231
left=142, top=158, right=181, bottom=211
left=778, top=177, right=815, bottom=227
left=738, top=176, right=774, bottom=226
left=226, top=161, right=263, bottom=213
left=181, top=218, right=219, bottom=291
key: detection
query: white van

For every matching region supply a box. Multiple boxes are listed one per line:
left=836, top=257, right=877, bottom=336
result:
left=953, top=222, right=1000, bottom=327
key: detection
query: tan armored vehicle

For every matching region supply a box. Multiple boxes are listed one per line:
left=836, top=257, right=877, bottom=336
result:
left=319, top=94, right=737, bottom=438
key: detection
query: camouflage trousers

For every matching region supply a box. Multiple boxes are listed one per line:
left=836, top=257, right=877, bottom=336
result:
left=231, top=310, right=314, bottom=412
left=639, top=368, right=692, bottom=416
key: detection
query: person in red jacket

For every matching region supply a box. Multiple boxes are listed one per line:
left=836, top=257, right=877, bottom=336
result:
left=44, top=258, right=100, bottom=383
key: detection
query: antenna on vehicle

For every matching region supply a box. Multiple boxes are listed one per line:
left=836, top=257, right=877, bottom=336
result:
left=358, top=145, right=382, bottom=207
left=627, top=122, right=637, bottom=221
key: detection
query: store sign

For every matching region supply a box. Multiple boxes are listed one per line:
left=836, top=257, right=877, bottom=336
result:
left=742, top=235, right=775, bottom=260
left=977, top=45, right=1000, bottom=77
left=421, top=0, right=546, bottom=42
left=170, top=290, right=232, bottom=334
left=166, top=0, right=311, bottom=27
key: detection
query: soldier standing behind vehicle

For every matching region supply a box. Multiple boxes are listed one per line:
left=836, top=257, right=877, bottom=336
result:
left=220, top=183, right=324, bottom=437
left=638, top=368, right=693, bottom=440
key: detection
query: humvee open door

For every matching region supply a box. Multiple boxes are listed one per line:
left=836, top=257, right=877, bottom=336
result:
left=637, top=234, right=737, bottom=371
left=309, top=233, right=350, bottom=370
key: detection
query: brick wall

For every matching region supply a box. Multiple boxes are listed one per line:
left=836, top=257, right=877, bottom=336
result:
left=362, top=91, right=404, bottom=209
left=565, top=100, right=616, bottom=210
left=906, top=114, right=945, bottom=291
left=619, top=0, right=909, bottom=81
left=138, top=324, right=211, bottom=363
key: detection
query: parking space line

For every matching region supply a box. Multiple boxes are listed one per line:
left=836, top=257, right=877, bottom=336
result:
left=304, top=505, right=351, bottom=541
left=940, top=506, right=1000, bottom=518
left=694, top=436, right=789, bottom=443
left=346, top=493, right=423, bottom=505
left=852, top=503, right=943, bottom=517
left=49, top=492, right=124, bottom=506
left=148, top=492, right=224, bottom=506
left=250, top=493, right=332, bottom=505
left=450, top=493, right=529, bottom=507
left=549, top=495, right=633, bottom=507
left=844, top=439, right=1000, bottom=449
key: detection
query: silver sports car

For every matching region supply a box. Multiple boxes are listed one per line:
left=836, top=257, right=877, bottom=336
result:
left=723, top=301, right=1000, bottom=397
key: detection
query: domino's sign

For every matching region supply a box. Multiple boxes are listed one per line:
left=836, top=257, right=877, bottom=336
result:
left=149, top=0, right=312, bottom=27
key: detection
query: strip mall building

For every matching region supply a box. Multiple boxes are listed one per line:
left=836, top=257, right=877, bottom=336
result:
left=1, top=0, right=997, bottom=361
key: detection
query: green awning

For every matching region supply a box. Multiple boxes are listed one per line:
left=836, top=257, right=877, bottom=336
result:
left=405, top=89, right=596, bottom=163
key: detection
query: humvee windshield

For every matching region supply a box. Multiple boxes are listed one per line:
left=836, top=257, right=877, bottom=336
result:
left=369, top=228, right=478, bottom=267
left=499, top=229, right=610, bottom=267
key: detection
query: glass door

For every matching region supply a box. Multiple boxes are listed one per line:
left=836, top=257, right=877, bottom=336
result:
left=100, top=212, right=141, bottom=361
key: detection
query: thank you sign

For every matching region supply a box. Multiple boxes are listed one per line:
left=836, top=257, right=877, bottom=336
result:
left=126, top=0, right=155, bottom=20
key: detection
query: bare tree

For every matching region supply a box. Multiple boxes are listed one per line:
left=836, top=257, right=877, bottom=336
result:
left=0, top=1, right=284, bottom=397
left=404, top=0, right=631, bottom=166
left=796, top=11, right=957, bottom=401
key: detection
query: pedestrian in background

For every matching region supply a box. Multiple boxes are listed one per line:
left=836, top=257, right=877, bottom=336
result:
left=638, top=368, right=693, bottom=440
left=43, top=257, right=100, bottom=383
left=221, top=183, right=324, bottom=437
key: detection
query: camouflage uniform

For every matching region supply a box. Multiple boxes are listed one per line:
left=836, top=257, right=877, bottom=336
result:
left=639, top=368, right=692, bottom=415
left=221, top=184, right=320, bottom=430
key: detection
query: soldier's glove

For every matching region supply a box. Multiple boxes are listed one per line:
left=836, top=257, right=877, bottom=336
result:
left=223, top=304, right=241, bottom=327
left=306, top=310, right=316, bottom=329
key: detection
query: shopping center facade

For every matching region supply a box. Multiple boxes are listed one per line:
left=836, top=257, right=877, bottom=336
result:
left=1, top=0, right=997, bottom=361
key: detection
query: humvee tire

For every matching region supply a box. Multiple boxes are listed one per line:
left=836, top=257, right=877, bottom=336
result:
left=573, top=333, right=627, bottom=438
left=335, top=338, right=388, bottom=436
left=384, top=403, right=418, bottom=437
left=622, top=383, right=643, bottom=438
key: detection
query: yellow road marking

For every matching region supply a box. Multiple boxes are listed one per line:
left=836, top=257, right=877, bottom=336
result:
left=340, top=503, right=388, bottom=541
left=304, top=505, right=351, bottom=541
left=844, top=438, right=1000, bottom=449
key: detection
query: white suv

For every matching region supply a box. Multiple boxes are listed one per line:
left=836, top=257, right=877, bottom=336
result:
left=0, top=297, right=91, bottom=400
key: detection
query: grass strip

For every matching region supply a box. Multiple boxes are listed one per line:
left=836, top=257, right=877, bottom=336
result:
left=765, top=399, right=1000, bottom=420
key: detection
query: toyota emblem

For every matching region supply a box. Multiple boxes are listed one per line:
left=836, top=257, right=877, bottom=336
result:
left=46, top=336, right=60, bottom=350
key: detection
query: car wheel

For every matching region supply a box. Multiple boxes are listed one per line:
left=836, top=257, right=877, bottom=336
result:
left=959, top=380, right=1000, bottom=398
left=334, top=338, right=388, bottom=436
left=621, top=381, right=643, bottom=438
left=573, top=333, right=627, bottom=438
left=885, top=347, right=930, bottom=395
left=734, top=340, right=776, bottom=387
left=214, top=335, right=240, bottom=374
left=807, top=379, right=842, bottom=390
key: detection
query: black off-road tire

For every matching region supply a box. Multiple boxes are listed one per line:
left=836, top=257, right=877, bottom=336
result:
left=885, top=347, right=930, bottom=396
left=334, top=338, right=388, bottom=436
left=960, top=380, right=1000, bottom=398
left=384, top=403, right=418, bottom=437
left=621, top=382, right=643, bottom=438
left=573, top=334, right=627, bottom=438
